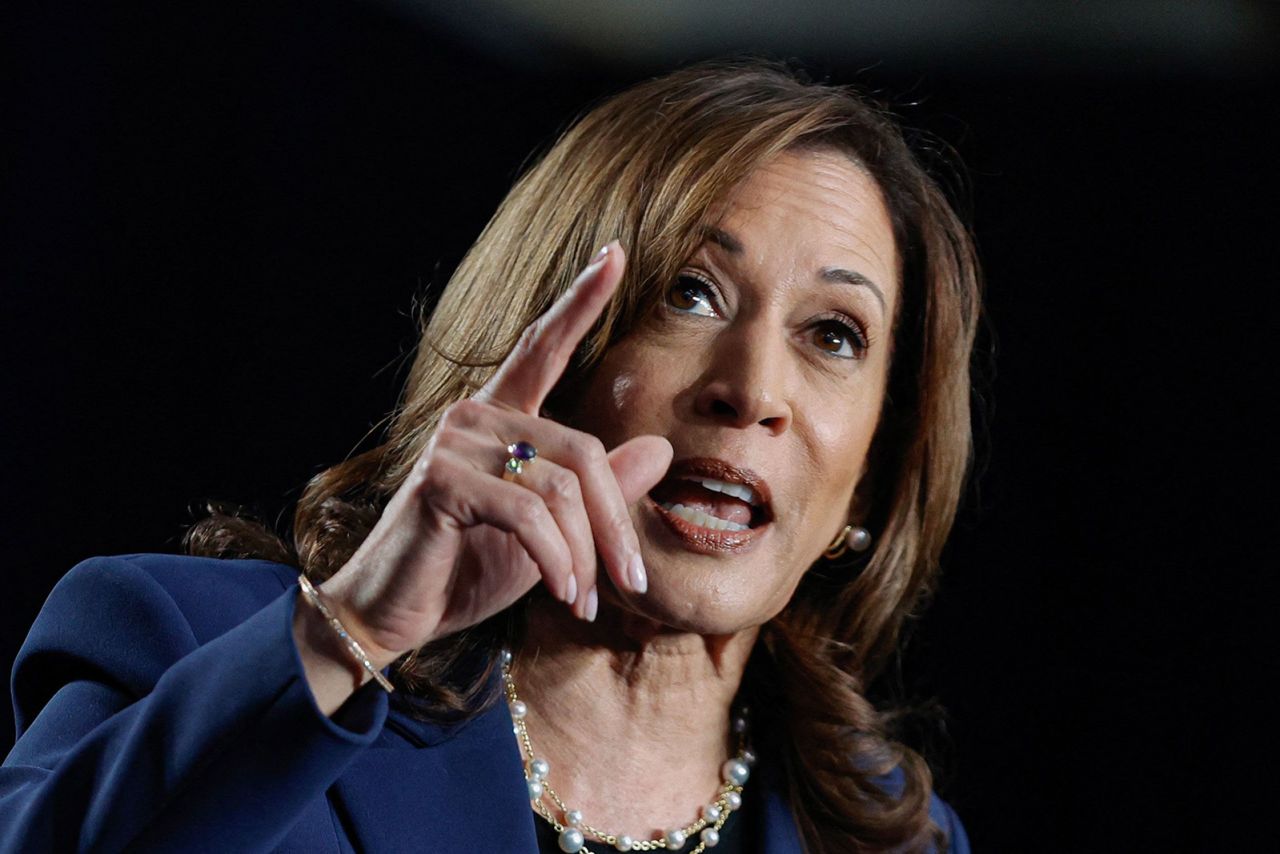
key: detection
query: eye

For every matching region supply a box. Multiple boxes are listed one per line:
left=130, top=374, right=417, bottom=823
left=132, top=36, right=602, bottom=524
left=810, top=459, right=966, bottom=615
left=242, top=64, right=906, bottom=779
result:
left=664, top=274, right=718, bottom=318
left=811, top=316, right=870, bottom=360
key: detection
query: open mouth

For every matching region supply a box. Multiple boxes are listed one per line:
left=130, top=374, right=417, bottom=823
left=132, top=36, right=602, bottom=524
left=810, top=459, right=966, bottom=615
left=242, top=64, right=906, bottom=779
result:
left=644, top=457, right=775, bottom=548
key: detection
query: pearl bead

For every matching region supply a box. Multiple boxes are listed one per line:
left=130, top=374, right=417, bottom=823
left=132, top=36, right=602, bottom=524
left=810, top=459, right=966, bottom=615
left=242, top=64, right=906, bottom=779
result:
left=666, top=828, right=687, bottom=848
left=565, top=809, right=583, bottom=827
left=722, top=759, right=750, bottom=786
left=558, top=827, right=585, bottom=853
left=702, top=803, right=722, bottom=822
left=700, top=827, right=721, bottom=848
left=614, top=836, right=634, bottom=851
left=732, top=717, right=748, bottom=734
left=741, top=749, right=757, bottom=766
left=847, top=526, right=871, bottom=552
left=510, top=700, right=528, bottom=719
left=529, top=758, right=550, bottom=780
left=501, top=648, right=513, bottom=666
left=527, top=778, right=544, bottom=800
left=724, top=791, right=742, bottom=811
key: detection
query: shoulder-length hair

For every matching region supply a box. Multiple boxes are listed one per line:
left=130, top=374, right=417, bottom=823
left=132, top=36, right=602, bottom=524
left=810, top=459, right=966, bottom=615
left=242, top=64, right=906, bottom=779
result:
left=188, top=57, right=980, bottom=852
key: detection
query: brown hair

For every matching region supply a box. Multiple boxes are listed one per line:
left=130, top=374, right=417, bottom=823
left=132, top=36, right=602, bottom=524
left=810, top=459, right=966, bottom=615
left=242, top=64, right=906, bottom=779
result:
left=187, top=58, right=980, bottom=852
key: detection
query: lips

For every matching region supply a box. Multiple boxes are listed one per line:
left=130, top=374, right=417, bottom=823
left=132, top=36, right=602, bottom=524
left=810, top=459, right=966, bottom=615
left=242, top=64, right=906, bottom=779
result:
left=644, top=457, right=775, bottom=554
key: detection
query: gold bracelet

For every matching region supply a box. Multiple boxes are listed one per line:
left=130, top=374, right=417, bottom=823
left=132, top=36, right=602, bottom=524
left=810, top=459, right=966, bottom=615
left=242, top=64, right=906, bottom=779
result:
left=297, top=574, right=395, bottom=693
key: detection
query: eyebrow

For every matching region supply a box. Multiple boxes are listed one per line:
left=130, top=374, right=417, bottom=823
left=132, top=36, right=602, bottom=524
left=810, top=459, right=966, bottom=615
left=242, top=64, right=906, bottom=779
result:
left=705, top=227, right=745, bottom=254
left=703, top=226, right=887, bottom=316
left=818, top=267, right=887, bottom=316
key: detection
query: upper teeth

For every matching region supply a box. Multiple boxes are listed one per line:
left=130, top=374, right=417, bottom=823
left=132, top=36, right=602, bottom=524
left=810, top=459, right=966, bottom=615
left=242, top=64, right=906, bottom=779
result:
left=686, top=476, right=761, bottom=506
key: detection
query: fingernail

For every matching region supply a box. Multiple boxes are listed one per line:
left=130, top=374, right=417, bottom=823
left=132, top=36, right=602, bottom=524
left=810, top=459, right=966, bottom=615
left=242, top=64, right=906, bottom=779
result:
left=585, top=587, right=599, bottom=622
left=584, top=243, right=611, bottom=272
left=565, top=574, right=578, bottom=606
left=629, top=554, right=648, bottom=594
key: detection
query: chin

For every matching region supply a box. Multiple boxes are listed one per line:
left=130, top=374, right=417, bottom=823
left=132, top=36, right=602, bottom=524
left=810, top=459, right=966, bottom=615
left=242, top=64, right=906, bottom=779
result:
left=618, top=561, right=780, bottom=638
left=617, top=495, right=799, bottom=636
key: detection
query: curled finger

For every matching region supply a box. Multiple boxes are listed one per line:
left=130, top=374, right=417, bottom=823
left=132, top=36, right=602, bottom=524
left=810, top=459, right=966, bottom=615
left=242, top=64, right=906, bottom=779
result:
left=498, top=441, right=600, bottom=620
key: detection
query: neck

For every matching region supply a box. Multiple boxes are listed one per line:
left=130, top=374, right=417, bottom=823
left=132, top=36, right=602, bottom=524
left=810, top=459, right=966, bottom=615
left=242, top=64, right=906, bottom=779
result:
left=510, top=595, right=758, bottom=838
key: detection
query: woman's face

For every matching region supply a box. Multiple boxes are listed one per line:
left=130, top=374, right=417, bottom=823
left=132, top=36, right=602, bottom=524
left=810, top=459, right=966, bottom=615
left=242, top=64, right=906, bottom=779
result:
left=572, top=148, right=900, bottom=635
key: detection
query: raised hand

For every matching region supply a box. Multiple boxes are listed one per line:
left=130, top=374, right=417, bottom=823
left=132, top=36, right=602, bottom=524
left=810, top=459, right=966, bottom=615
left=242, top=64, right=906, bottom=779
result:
left=294, top=243, right=673, bottom=711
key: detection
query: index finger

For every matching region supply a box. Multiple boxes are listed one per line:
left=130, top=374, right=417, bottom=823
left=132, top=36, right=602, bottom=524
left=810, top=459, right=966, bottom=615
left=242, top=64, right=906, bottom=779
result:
left=478, top=241, right=624, bottom=414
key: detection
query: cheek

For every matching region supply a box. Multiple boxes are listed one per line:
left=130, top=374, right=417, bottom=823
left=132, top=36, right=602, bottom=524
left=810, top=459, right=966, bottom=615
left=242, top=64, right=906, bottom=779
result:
left=809, top=403, right=878, bottom=479
left=610, top=371, right=639, bottom=414
left=592, top=370, right=645, bottom=444
left=792, top=394, right=883, bottom=545
left=581, top=342, right=683, bottom=440
left=809, top=361, right=889, bottom=479
left=809, top=413, right=850, bottom=458
left=573, top=363, right=656, bottom=448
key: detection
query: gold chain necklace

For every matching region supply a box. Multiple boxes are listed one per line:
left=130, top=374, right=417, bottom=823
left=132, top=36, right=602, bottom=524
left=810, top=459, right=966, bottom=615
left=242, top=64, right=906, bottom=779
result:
left=501, top=650, right=754, bottom=853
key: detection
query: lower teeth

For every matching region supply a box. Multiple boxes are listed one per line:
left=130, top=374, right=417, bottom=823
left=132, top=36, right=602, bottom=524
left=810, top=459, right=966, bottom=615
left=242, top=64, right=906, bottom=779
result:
left=659, top=502, right=749, bottom=532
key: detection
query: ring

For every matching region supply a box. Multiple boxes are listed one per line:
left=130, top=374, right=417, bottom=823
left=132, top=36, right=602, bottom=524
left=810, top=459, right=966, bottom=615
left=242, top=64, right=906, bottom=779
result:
left=502, top=440, right=538, bottom=482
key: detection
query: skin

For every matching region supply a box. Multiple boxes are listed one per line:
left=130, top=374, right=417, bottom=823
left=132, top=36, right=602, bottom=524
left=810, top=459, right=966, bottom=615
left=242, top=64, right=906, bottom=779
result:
left=569, top=147, right=898, bottom=634
left=293, top=148, right=899, bottom=838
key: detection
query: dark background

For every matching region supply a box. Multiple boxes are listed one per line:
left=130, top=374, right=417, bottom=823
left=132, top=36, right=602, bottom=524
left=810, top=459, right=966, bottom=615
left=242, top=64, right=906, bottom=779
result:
left=4, top=1, right=1276, bottom=850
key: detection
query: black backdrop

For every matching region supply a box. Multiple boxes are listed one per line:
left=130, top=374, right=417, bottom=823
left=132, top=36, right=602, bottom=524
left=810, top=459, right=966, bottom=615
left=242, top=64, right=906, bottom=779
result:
left=5, top=2, right=1276, bottom=850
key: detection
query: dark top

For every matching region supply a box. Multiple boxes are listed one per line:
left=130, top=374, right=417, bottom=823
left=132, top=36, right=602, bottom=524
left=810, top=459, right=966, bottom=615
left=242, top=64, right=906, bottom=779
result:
left=1, top=553, right=968, bottom=852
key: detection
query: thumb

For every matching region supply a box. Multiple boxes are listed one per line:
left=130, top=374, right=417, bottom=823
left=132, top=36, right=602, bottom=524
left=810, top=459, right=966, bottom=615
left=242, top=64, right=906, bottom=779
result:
left=607, top=435, right=674, bottom=504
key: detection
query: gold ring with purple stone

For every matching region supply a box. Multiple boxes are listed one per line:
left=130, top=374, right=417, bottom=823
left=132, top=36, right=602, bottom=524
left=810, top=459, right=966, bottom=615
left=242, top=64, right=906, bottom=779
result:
left=501, top=440, right=538, bottom=482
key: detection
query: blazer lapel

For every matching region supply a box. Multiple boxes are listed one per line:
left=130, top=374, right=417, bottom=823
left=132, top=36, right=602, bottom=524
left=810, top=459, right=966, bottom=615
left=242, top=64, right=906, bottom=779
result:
left=756, top=761, right=806, bottom=853
left=332, top=697, right=538, bottom=852
left=333, top=685, right=805, bottom=853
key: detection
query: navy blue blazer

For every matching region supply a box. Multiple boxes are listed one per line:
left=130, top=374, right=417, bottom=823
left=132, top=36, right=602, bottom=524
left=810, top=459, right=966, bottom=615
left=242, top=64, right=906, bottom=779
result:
left=2, top=554, right=969, bottom=852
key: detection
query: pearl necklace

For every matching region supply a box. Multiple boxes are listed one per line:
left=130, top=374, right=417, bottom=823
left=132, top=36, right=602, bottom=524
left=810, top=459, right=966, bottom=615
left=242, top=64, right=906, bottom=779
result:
left=500, top=650, right=754, bottom=853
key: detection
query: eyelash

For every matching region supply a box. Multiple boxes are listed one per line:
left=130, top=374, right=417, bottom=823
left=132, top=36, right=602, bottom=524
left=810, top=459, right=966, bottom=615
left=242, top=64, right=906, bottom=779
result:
left=665, top=273, right=719, bottom=317
left=665, top=273, right=871, bottom=360
left=812, top=312, right=872, bottom=360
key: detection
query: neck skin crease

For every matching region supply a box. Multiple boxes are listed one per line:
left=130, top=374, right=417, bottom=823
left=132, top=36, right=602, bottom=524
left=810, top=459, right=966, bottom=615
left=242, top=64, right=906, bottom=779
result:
left=511, top=596, right=759, bottom=840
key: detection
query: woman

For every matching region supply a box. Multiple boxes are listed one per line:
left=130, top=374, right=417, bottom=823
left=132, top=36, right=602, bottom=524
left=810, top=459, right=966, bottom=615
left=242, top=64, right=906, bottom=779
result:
left=2, top=59, right=978, bottom=852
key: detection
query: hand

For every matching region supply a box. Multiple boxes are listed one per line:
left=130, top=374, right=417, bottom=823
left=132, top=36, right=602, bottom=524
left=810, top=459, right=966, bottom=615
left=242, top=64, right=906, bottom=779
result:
left=310, top=242, right=673, bottom=677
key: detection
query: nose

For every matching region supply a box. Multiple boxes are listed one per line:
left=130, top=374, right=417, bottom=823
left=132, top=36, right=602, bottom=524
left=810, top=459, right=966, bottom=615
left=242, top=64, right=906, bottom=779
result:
left=692, top=320, right=793, bottom=435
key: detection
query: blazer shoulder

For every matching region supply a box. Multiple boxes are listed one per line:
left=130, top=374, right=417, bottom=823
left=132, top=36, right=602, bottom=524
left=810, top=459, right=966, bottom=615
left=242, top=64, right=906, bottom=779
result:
left=77, top=553, right=300, bottom=641
left=928, top=790, right=969, bottom=853
left=43, top=553, right=299, bottom=642
left=12, top=554, right=300, bottom=733
left=873, top=765, right=970, bottom=853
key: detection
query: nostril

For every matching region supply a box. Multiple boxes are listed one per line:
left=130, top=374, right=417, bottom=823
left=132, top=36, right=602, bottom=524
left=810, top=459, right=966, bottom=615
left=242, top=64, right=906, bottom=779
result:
left=710, top=400, right=737, bottom=418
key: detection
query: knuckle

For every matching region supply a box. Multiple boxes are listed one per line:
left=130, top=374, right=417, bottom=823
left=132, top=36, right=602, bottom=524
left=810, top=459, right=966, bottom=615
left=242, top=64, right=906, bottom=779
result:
left=513, top=319, right=547, bottom=360
left=514, top=494, right=547, bottom=528
left=574, top=433, right=608, bottom=467
left=442, top=398, right=481, bottom=429
left=437, top=403, right=461, bottom=432
left=607, top=506, right=635, bottom=538
left=547, top=469, right=581, bottom=504
left=413, top=453, right=448, bottom=491
left=413, top=445, right=434, bottom=475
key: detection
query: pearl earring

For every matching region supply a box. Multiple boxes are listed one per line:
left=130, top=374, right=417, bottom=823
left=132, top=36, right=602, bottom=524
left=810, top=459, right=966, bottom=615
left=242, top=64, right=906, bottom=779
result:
left=823, top=523, right=872, bottom=560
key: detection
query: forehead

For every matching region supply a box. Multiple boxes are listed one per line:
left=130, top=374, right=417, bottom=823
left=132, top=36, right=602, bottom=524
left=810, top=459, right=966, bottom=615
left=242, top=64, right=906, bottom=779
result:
left=716, top=148, right=896, bottom=250
left=708, top=149, right=898, bottom=288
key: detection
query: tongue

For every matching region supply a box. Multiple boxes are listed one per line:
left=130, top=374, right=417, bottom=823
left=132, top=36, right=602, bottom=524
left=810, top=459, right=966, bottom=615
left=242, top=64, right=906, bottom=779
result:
left=655, top=481, right=754, bottom=527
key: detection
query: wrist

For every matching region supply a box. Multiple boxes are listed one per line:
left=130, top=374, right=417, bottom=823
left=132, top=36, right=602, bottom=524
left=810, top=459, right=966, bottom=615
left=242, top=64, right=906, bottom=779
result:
left=293, top=592, right=369, bottom=689
left=296, top=574, right=396, bottom=693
